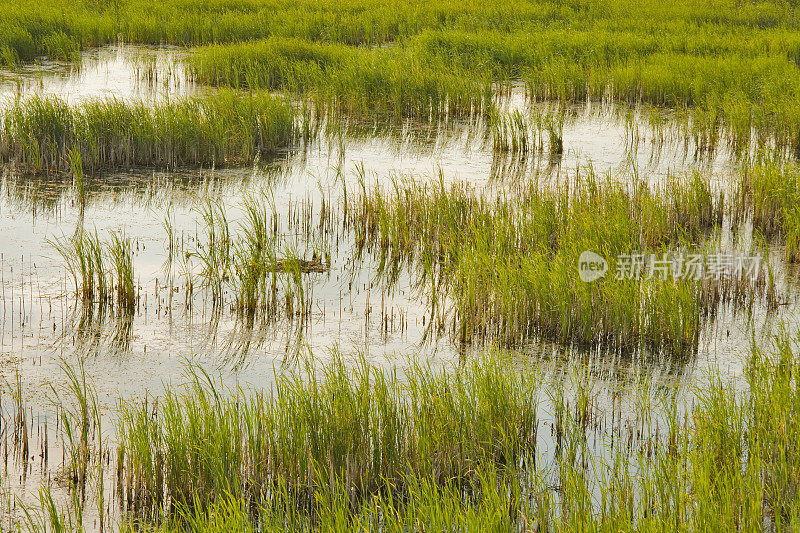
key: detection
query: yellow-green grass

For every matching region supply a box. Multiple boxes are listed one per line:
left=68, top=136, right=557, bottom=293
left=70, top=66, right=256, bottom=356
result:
left=350, top=171, right=732, bottom=352
left=0, top=91, right=296, bottom=173
left=4, top=0, right=800, bottom=147
left=108, top=334, right=800, bottom=530
left=735, top=163, right=800, bottom=262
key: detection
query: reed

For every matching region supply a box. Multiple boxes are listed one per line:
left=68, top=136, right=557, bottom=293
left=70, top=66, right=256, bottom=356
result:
left=109, top=231, right=136, bottom=310
left=51, top=228, right=140, bottom=311
left=49, top=357, right=101, bottom=490
left=350, top=170, right=737, bottom=351
left=186, top=196, right=324, bottom=321
left=735, top=163, right=800, bottom=262
left=117, top=350, right=539, bottom=515
left=19, top=485, right=79, bottom=533
left=189, top=37, right=492, bottom=121
left=489, top=109, right=529, bottom=155
left=230, top=197, right=278, bottom=315
left=108, top=332, right=800, bottom=530
left=0, top=91, right=296, bottom=173
left=51, top=229, right=107, bottom=303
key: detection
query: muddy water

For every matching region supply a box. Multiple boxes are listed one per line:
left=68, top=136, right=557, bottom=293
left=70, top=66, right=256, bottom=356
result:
left=0, top=46, right=798, bottom=528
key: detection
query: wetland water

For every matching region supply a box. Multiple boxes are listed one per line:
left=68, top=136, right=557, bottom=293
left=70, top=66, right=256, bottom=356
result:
left=0, top=46, right=798, bottom=527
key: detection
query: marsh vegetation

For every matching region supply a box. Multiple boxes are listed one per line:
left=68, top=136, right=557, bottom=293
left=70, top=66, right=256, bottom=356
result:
left=2, top=0, right=800, bottom=531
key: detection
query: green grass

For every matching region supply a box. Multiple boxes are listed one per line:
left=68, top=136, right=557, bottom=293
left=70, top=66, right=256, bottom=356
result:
left=0, top=91, right=296, bottom=173
left=9, top=329, right=800, bottom=531
left=350, top=171, right=736, bottom=352
left=51, top=228, right=138, bottom=310
left=189, top=37, right=492, bottom=120
left=3, top=1, right=800, bottom=146
left=106, top=333, right=800, bottom=530
left=735, top=163, right=800, bottom=262
left=117, top=350, right=539, bottom=516
left=51, top=229, right=108, bottom=303
left=109, top=232, right=136, bottom=310
left=186, top=29, right=800, bottom=149
left=489, top=109, right=530, bottom=155
left=3, top=0, right=800, bottom=62
left=184, top=196, right=323, bottom=320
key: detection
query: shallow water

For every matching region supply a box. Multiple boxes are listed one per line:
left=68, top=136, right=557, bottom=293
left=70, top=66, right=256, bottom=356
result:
left=0, top=46, right=799, bottom=528
left=0, top=44, right=196, bottom=106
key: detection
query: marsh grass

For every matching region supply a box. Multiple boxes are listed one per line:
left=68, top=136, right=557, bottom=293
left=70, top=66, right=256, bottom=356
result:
left=489, top=109, right=529, bottom=156
left=185, top=22, right=800, bottom=152
left=117, top=350, right=539, bottom=517
left=51, top=229, right=107, bottom=303
left=0, top=92, right=296, bottom=173
left=19, top=485, right=82, bottom=533
left=49, top=357, right=101, bottom=490
left=40, top=30, right=81, bottom=62
left=735, top=163, right=800, bottom=262
left=350, top=170, right=739, bottom=352
left=6, top=372, right=30, bottom=465
left=0, top=44, right=20, bottom=68
left=186, top=197, right=323, bottom=322
left=488, top=107, right=567, bottom=165
left=109, top=232, right=136, bottom=310
left=51, top=228, right=139, bottom=312
left=193, top=199, right=231, bottom=307
left=189, top=37, right=492, bottom=121
left=106, top=333, right=800, bottom=530
left=4, top=0, right=800, bottom=151
left=230, top=197, right=278, bottom=314
left=8, top=332, right=800, bottom=531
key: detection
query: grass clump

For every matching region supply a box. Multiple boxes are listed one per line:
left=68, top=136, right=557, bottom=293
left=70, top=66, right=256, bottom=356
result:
left=117, top=350, right=538, bottom=516
left=185, top=197, right=325, bottom=321
left=735, top=163, right=800, bottom=262
left=351, top=171, right=730, bottom=352
left=51, top=229, right=107, bottom=304
left=51, top=229, right=137, bottom=310
left=229, top=198, right=281, bottom=315
left=109, top=232, right=136, bottom=310
left=189, top=37, right=492, bottom=121
left=490, top=109, right=529, bottom=155
left=417, top=28, right=800, bottom=153
left=0, top=91, right=296, bottom=173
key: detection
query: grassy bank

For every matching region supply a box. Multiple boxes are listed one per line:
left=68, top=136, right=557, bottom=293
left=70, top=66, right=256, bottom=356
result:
left=188, top=25, right=800, bottom=148
left=3, top=0, right=799, bottom=65
left=0, top=91, right=296, bottom=173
